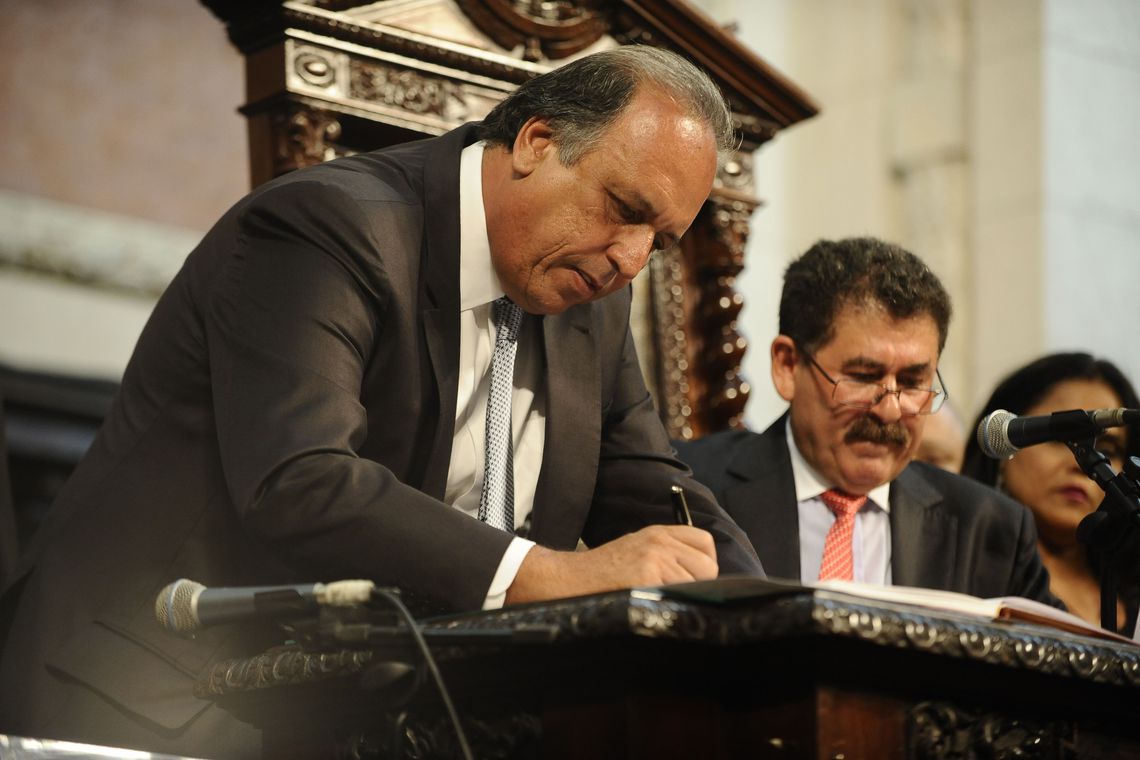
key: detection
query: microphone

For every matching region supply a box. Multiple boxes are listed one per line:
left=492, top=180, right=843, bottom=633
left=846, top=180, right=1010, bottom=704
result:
left=155, top=578, right=375, bottom=635
left=976, top=408, right=1140, bottom=459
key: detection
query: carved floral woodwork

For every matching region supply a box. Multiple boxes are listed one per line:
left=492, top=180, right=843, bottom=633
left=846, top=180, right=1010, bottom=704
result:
left=199, top=589, right=1140, bottom=758
left=277, top=102, right=342, bottom=172
left=203, top=0, right=817, bottom=435
left=201, top=590, right=1140, bottom=694
left=908, top=702, right=1061, bottom=760
left=454, top=0, right=610, bottom=61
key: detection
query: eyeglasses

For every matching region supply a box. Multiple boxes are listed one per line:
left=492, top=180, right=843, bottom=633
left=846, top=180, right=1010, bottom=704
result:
left=802, top=351, right=948, bottom=417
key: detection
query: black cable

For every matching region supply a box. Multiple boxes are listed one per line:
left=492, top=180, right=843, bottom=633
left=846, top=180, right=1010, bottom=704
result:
left=369, top=587, right=474, bottom=760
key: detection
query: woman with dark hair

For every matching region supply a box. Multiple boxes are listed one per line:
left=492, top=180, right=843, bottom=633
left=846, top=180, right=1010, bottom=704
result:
left=961, top=353, right=1140, bottom=633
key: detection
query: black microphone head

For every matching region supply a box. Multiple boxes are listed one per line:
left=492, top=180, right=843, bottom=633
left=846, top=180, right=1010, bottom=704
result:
left=155, top=579, right=204, bottom=635
left=977, top=409, right=1018, bottom=459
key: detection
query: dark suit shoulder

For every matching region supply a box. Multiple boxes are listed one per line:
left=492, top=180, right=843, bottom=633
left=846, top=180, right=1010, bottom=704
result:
left=672, top=428, right=779, bottom=501
left=673, top=429, right=760, bottom=468
left=242, top=158, right=418, bottom=212
left=899, top=460, right=1032, bottom=524
left=240, top=126, right=470, bottom=213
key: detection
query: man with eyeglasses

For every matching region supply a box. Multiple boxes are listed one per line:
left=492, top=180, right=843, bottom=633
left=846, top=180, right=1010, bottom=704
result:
left=676, top=237, right=1058, bottom=603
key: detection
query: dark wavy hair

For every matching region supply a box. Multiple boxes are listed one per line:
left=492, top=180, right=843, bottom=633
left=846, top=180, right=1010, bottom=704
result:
left=961, top=352, right=1140, bottom=487
left=778, top=237, right=952, bottom=356
left=476, top=46, right=735, bottom=166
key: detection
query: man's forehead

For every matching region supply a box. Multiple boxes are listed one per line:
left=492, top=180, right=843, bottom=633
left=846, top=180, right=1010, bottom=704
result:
left=819, top=305, right=941, bottom=364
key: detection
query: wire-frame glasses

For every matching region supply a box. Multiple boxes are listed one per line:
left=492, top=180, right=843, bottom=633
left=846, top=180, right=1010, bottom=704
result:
left=803, top=351, right=948, bottom=417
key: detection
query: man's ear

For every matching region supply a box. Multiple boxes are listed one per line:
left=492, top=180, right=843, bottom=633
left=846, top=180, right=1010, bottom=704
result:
left=511, top=117, right=556, bottom=177
left=770, top=335, right=799, bottom=402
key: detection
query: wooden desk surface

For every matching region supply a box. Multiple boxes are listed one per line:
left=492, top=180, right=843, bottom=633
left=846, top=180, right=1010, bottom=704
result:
left=201, top=583, right=1140, bottom=759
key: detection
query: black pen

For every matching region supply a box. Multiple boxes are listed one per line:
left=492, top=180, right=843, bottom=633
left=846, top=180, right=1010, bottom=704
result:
left=670, top=485, right=693, bottom=526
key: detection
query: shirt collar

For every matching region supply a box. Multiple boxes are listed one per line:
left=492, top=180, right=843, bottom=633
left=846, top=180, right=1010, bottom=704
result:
left=784, top=415, right=891, bottom=512
left=458, top=141, right=503, bottom=311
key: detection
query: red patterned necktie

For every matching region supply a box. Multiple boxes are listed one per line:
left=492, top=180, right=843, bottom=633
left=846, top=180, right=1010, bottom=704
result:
left=817, top=489, right=868, bottom=581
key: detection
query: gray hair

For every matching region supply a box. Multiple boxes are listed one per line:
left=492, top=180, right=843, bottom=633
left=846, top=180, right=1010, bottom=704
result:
left=477, top=46, right=735, bottom=165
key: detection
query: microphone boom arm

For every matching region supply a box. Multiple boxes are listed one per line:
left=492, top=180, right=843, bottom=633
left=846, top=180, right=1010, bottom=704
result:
left=1067, top=438, right=1140, bottom=632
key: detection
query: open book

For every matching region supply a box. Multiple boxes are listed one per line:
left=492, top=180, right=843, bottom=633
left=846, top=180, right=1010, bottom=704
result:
left=656, top=576, right=1137, bottom=645
left=815, top=579, right=1136, bottom=644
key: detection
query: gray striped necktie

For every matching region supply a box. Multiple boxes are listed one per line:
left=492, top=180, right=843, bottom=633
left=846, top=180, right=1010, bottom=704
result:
left=478, top=296, right=524, bottom=533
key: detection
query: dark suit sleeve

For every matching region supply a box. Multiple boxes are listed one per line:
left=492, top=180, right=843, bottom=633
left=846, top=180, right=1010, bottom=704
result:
left=203, top=180, right=512, bottom=611
left=579, top=297, right=764, bottom=577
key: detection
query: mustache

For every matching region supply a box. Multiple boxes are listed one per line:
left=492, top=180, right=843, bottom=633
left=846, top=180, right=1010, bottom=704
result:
left=845, top=415, right=910, bottom=447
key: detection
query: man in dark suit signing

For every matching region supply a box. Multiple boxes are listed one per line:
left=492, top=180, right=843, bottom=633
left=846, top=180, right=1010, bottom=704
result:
left=0, top=47, right=762, bottom=757
left=676, top=237, right=1055, bottom=602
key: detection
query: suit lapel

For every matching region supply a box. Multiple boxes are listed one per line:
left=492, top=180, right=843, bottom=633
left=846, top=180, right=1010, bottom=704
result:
left=420, top=310, right=458, bottom=498
left=890, top=464, right=957, bottom=588
left=528, top=306, right=599, bottom=547
left=724, top=417, right=801, bottom=580
left=416, top=126, right=475, bottom=498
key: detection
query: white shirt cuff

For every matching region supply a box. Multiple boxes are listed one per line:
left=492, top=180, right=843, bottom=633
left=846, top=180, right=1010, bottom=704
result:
left=482, top=536, right=536, bottom=610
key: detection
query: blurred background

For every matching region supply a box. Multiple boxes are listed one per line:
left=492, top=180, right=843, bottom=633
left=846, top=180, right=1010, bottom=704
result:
left=0, top=0, right=1137, bottom=470
left=713, top=0, right=1140, bottom=430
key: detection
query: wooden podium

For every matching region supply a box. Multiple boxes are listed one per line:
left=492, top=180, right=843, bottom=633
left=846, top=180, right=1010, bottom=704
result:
left=199, top=583, right=1140, bottom=759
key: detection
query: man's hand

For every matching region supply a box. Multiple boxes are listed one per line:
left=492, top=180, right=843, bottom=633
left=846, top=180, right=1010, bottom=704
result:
left=504, top=525, right=718, bottom=605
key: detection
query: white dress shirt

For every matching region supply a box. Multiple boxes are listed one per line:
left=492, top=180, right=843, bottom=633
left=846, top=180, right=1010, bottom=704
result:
left=785, top=419, right=893, bottom=584
left=445, top=141, right=542, bottom=609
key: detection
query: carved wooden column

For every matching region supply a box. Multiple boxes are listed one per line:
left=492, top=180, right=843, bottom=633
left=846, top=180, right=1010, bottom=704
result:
left=646, top=246, right=692, bottom=439
left=665, top=155, right=762, bottom=439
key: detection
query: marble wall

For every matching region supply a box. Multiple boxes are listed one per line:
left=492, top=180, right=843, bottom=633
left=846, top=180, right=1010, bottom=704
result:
left=0, top=0, right=246, bottom=378
left=1039, top=0, right=1140, bottom=403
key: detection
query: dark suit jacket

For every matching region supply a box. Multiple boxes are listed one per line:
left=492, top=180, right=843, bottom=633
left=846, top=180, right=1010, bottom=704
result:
left=675, top=416, right=1056, bottom=603
left=0, top=124, right=761, bottom=754
left=0, top=393, right=16, bottom=591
